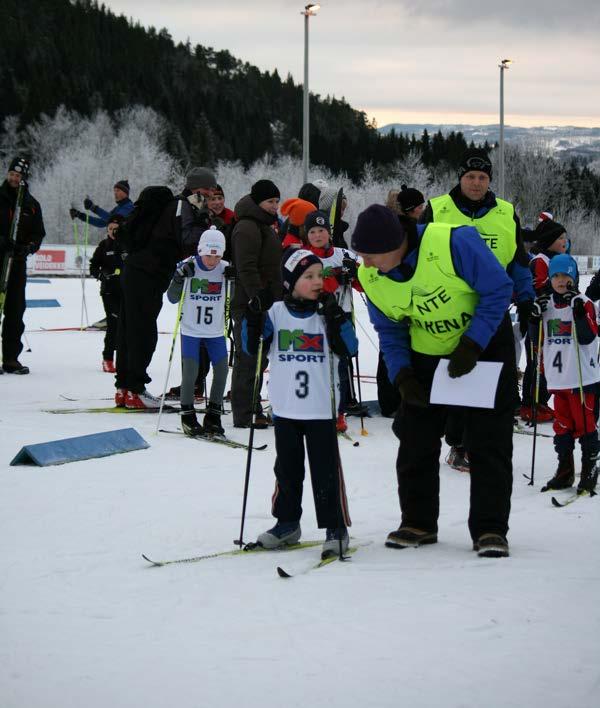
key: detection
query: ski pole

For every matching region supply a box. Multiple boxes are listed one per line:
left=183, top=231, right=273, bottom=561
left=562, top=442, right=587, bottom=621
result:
left=527, top=319, right=543, bottom=486
left=328, top=344, right=348, bottom=561
left=234, top=330, right=264, bottom=548
left=155, top=281, right=186, bottom=435
left=350, top=288, right=368, bottom=436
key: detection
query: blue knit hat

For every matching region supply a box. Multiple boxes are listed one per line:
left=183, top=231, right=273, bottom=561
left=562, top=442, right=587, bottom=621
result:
left=548, top=254, right=578, bottom=282
left=351, top=204, right=406, bottom=254
left=281, top=247, right=322, bottom=293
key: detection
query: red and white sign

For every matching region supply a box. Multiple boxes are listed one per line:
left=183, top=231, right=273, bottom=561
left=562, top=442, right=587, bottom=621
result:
left=33, top=249, right=66, bottom=272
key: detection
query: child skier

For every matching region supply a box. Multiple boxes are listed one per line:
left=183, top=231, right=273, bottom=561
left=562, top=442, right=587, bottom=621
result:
left=529, top=254, right=599, bottom=493
left=167, top=227, right=230, bottom=437
left=303, top=209, right=363, bottom=431
left=89, top=215, right=124, bottom=372
left=244, top=248, right=358, bottom=555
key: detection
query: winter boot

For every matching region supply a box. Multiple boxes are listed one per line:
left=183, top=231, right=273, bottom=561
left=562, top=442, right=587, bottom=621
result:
left=578, top=459, right=599, bottom=494
left=445, top=446, right=470, bottom=473
left=345, top=399, right=370, bottom=417
left=336, top=413, right=348, bottom=433
left=257, top=521, right=301, bottom=549
left=125, top=389, right=161, bottom=409
left=385, top=526, right=437, bottom=549
left=254, top=410, right=271, bottom=429
left=202, top=402, right=224, bottom=436
left=541, top=452, right=575, bottom=492
left=102, top=359, right=116, bottom=373
left=473, top=533, right=509, bottom=558
left=3, top=360, right=29, bottom=374
left=165, top=385, right=181, bottom=401
left=322, top=527, right=349, bottom=557
left=115, top=388, right=128, bottom=407
left=181, top=407, right=203, bottom=437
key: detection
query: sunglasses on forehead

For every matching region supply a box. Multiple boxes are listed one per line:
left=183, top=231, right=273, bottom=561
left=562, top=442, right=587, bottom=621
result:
left=464, top=157, right=491, bottom=170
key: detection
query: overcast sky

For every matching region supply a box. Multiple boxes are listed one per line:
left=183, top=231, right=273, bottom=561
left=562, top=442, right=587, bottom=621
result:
left=105, top=0, right=600, bottom=128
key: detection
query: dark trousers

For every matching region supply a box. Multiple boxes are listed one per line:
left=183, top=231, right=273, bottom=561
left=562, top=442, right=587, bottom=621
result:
left=521, top=333, right=549, bottom=407
left=101, top=292, right=120, bottom=360
left=115, top=266, right=163, bottom=393
left=271, top=417, right=351, bottom=529
left=1, top=258, right=26, bottom=362
left=393, top=314, right=517, bottom=541
left=231, top=312, right=268, bottom=426
left=444, top=408, right=466, bottom=448
left=377, top=352, right=401, bottom=417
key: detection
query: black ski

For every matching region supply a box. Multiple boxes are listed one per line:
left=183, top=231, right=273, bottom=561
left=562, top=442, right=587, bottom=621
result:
left=277, top=544, right=360, bottom=578
left=338, top=431, right=360, bottom=447
left=551, top=490, right=595, bottom=507
left=158, top=428, right=267, bottom=451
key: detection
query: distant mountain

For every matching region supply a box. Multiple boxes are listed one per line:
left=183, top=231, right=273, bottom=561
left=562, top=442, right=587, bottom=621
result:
left=379, top=124, right=600, bottom=162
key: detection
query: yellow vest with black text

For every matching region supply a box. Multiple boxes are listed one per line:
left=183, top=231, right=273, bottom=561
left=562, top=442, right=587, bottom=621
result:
left=357, top=224, right=479, bottom=355
left=429, top=194, right=517, bottom=269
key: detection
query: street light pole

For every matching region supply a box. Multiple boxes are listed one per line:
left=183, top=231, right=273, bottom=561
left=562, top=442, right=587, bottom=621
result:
left=302, top=4, right=320, bottom=184
left=498, top=58, right=512, bottom=200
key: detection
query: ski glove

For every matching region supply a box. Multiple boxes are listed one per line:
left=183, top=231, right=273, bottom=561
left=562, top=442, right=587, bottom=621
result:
left=223, top=265, right=236, bottom=280
left=447, top=335, right=482, bottom=379
left=176, top=259, right=195, bottom=278
left=562, top=288, right=579, bottom=306
left=69, top=208, right=83, bottom=220
left=395, top=368, right=429, bottom=408
left=83, top=197, right=96, bottom=211
left=516, top=300, right=534, bottom=338
left=342, top=257, right=358, bottom=279
left=317, top=292, right=346, bottom=328
left=248, top=287, right=274, bottom=314
left=571, top=295, right=586, bottom=320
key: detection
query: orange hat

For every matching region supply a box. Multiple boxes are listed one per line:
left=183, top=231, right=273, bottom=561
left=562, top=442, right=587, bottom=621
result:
left=280, top=198, right=316, bottom=227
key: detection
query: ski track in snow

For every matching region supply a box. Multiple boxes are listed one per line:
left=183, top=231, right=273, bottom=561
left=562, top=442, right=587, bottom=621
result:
left=1, top=277, right=599, bottom=708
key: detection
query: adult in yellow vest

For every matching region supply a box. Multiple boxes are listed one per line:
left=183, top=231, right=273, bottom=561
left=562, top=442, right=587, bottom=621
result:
left=352, top=205, right=516, bottom=558
left=423, top=149, right=535, bottom=470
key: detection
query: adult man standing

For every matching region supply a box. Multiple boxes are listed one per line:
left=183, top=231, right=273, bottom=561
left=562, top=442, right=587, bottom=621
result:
left=422, top=149, right=534, bottom=469
left=0, top=157, right=45, bottom=374
left=70, top=180, right=134, bottom=228
left=177, top=167, right=218, bottom=257
left=353, top=205, right=516, bottom=557
left=230, top=179, right=283, bottom=428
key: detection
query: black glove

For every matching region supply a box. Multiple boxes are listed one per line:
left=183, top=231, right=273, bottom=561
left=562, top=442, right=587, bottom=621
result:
left=223, top=265, right=236, bottom=280
left=317, top=292, right=346, bottom=327
left=536, top=290, right=552, bottom=312
left=395, top=368, right=429, bottom=408
left=248, top=287, right=274, bottom=314
left=447, top=336, right=482, bottom=379
left=572, top=295, right=586, bottom=319
left=562, top=288, right=579, bottom=306
left=516, top=300, right=533, bottom=338
left=176, top=259, right=195, bottom=278
left=192, top=208, right=212, bottom=230
left=83, top=197, right=96, bottom=211
left=69, top=208, right=83, bottom=220
left=342, top=257, right=358, bottom=279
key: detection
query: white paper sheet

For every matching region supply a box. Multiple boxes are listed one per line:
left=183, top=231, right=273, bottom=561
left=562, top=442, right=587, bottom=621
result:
left=429, top=360, right=503, bottom=409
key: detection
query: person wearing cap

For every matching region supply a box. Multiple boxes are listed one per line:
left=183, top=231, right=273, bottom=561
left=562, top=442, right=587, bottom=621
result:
left=0, top=156, right=45, bottom=374
left=353, top=204, right=516, bottom=557
left=175, top=167, right=219, bottom=258
left=280, top=198, right=318, bottom=249
left=423, top=148, right=535, bottom=468
left=69, top=179, right=134, bottom=228
left=230, top=179, right=283, bottom=428
left=397, top=185, right=426, bottom=221
left=243, top=247, right=358, bottom=554
left=528, top=254, right=598, bottom=495
left=519, top=218, right=569, bottom=422
left=167, top=226, right=230, bottom=437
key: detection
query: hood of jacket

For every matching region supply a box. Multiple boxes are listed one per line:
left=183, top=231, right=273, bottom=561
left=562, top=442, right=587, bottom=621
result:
left=234, top=194, right=277, bottom=225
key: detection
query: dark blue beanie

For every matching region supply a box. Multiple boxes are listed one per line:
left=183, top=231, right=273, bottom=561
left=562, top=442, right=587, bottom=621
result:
left=351, top=204, right=406, bottom=254
left=304, top=209, right=331, bottom=234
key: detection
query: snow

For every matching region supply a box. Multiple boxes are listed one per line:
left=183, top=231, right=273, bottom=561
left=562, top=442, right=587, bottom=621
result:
left=1, top=277, right=599, bottom=708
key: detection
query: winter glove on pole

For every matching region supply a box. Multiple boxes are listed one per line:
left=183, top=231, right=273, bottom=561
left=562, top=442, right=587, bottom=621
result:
left=516, top=300, right=534, bottom=338
left=395, top=368, right=429, bottom=408
left=562, top=287, right=579, bottom=307
left=69, top=208, right=84, bottom=220
left=247, top=287, right=274, bottom=315
left=572, top=295, right=587, bottom=319
left=83, top=197, right=96, bottom=212
left=318, top=292, right=352, bottom=357
left=176, top=259, right=195, bottom=279
left=447, top=335, right=482, bottom=379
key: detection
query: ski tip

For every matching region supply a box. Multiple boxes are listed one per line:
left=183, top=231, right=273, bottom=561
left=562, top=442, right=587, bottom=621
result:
left=141, top=554, right=163, bottom=566
left=276, top=566, right=293, bottom=578
left=551, top=496, right=564, bottom=508
left=256, top=444, right=268, bottom=451
left=353, top=441, right=360, bottom=447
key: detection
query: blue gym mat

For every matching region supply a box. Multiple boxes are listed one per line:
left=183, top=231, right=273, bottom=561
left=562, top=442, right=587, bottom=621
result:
left=26, top=299, right=60, bottom=308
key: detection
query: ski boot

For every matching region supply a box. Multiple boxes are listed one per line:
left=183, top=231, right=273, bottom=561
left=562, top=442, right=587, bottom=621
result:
left=541, top=452, right=575, bottom=492
left=202, top=402, right=224, bottom=436
left=322, top=528, right=349, bottom=556
left=445, top=446, right=470, bottom=472
left=578, top=459, right=599, bottom=494
left=181, top=406, right=203, bottom=437
left=257, top=522, right=301, bottom=549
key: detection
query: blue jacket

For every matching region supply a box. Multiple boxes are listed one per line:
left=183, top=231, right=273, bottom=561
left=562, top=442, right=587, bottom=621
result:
left=82, top=198, right=134, bottom=228
left=366, top=224, right=513, bottom=384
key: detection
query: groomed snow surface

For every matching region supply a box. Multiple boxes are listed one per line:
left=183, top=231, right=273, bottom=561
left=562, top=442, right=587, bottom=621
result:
left=2, top=277, right=599, bottom=708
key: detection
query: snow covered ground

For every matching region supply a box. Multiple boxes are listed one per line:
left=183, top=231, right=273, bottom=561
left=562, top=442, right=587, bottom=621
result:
left=1, top=277, right=599, bottom=708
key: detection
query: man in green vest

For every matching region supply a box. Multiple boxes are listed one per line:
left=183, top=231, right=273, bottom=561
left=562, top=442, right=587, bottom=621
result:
left=352, top=205, right=516, bottom=558
left=422, top=148, right=535, bottom=471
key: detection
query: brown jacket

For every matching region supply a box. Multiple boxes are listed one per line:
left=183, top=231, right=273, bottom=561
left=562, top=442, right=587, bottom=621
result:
left=231, top=195, right=283, bottom=311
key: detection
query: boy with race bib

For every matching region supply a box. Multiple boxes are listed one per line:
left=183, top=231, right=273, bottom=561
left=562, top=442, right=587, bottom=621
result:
left=244, top=248, right=358, bottom=555
left=167, top=227, right=230, bottom=437
left=529, top=254, right=599, bottom=494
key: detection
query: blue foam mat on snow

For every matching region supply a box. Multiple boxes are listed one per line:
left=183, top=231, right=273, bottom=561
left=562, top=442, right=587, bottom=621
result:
left=10, top=428, right=149, bottom=466
left=25, top=299, right=60, bottom=308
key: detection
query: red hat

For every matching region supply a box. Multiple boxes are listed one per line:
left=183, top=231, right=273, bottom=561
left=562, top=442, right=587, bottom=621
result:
left=280, top=198, right=317, bottom=227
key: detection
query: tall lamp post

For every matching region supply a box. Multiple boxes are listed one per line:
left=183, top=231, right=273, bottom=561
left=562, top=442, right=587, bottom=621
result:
left=302, top=4, right=320, bottom=184
left=498, top=58, right=512, bottom=199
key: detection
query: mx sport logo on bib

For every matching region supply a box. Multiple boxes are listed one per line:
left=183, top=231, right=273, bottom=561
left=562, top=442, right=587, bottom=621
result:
left=190, top=278, right=222, bottom=300
left=547, top=318, right=572, bottom=343
left=277, top=329, right=325, bottom=363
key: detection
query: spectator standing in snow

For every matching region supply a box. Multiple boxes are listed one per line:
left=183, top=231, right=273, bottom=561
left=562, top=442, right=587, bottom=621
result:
left=69, top=180, right=134, bottom=228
